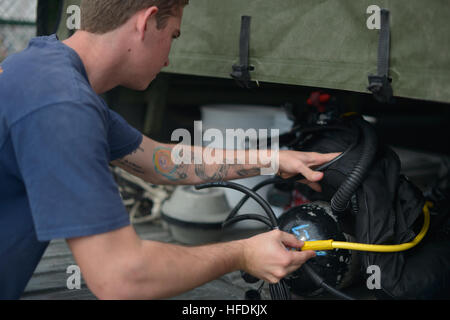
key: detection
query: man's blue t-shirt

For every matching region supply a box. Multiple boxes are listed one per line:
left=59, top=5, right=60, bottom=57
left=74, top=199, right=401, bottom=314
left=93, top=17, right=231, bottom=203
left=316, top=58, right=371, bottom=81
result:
left=0, top=35, right=143, bottom=299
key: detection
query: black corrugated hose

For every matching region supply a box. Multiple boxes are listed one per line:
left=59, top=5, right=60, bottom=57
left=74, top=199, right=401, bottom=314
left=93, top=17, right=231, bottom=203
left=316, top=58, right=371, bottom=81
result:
left=331, top=118, right=378, bottom=213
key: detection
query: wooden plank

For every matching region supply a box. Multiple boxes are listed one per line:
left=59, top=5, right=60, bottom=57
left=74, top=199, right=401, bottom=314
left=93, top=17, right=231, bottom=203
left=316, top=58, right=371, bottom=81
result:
left=32, top=255, right=77, bottom=275
left=24, top=269, right=86, bottom=293
left=41, top=240, right=72, bottom=258
left=21, top=286, right=96, bottom=300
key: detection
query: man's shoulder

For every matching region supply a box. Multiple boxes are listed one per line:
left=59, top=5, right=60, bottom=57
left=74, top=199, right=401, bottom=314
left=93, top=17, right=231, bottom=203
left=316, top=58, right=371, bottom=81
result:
left=0, top=36, right=107, bottom=142
left=0, top=35, right=99, bottom=122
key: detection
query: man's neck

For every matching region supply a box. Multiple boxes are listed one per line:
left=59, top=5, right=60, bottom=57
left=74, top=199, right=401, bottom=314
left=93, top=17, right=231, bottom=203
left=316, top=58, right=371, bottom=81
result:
left=62, top=31, right=126, bottom=94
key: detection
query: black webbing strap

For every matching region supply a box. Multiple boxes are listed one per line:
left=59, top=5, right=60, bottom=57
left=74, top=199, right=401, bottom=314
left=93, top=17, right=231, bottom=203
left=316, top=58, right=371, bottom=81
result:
left=230, top=16, right=255, bottom=88
left=368, top=9, right=394, bottom=103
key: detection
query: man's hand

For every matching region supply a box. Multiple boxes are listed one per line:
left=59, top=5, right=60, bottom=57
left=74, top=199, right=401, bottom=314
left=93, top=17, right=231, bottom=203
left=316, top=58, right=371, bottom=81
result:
left=239, top=230, right=316, bottom=284
left=277, top=150, right=341, bottom=192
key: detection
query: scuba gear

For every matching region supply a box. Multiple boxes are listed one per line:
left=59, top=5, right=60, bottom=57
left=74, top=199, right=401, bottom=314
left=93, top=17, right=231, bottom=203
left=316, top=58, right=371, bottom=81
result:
left=195, top=92, right=450, bottom=300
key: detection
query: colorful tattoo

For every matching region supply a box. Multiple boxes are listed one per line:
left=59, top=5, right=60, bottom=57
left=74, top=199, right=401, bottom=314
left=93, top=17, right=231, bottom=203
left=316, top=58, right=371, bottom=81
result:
left=153, top=147, right=188, bottom=181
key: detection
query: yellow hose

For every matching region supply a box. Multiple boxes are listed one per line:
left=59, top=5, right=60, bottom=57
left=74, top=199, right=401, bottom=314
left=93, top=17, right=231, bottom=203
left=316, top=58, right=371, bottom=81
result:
left=302, top=202, right=432, bottom=253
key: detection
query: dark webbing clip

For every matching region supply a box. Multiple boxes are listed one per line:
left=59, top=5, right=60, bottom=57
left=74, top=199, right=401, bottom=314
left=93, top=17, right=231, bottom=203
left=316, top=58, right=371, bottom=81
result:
left=230, top=16, right=255, bottom=89
left=368, top=9, right=394, bottom=103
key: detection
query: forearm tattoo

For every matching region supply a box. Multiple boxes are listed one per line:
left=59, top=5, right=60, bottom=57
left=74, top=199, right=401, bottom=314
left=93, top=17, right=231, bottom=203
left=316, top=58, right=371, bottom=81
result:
left=236, top=167, right=261, bottom=177
left=194, top=163, right=231, bottom=182
left=153, top=146, right=263, bottom=183
left=118, top=159, right=145, bottom=175
left=153, top=146, right=189, bottom=182
left=117, top=147, right=145, bottom=175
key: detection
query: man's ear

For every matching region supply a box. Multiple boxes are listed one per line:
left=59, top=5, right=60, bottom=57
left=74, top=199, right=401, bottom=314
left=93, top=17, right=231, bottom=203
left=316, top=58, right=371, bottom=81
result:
left=136, top=6, right=159, bottom=41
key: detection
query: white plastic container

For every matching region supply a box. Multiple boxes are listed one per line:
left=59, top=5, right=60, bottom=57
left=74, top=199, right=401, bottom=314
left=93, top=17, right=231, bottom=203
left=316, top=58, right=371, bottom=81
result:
left=161, top=186, right=231, bottom=244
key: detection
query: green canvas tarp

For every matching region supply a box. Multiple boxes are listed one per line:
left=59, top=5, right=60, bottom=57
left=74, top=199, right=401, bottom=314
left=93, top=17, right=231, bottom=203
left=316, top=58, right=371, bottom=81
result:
left=56, top=0, right=450, bottom=103
left=165, top=0, right=450, bottom=104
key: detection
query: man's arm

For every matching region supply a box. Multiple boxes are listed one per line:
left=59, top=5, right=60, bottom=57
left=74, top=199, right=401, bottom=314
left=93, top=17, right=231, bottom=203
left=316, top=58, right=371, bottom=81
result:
left=111, top=135, right=339, bottom=186
left=67, top=225, right=315, bottom=300
left=111, top=135, right=271, bottom=185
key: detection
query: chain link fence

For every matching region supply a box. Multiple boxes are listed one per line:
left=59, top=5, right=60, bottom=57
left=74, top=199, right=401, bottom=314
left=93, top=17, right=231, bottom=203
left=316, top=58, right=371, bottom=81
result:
left=0, top=0, right=37, bottom=61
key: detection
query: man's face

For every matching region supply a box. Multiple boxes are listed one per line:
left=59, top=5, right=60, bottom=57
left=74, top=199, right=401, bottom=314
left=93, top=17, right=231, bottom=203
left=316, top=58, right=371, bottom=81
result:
left=126, top=8, right=183, bottom=90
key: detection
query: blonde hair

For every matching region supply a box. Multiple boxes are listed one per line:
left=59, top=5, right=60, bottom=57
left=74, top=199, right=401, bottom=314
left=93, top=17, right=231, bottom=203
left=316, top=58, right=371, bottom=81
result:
left=80, top=0, right=189, bottom=34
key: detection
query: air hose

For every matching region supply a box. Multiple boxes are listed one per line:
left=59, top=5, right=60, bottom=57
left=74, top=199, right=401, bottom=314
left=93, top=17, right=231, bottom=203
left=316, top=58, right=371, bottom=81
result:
left=301, top=202, right=432, bottom=252
left=331, top=117, right=378, bottom=213
left=196, top=181, right=278, bottom=227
